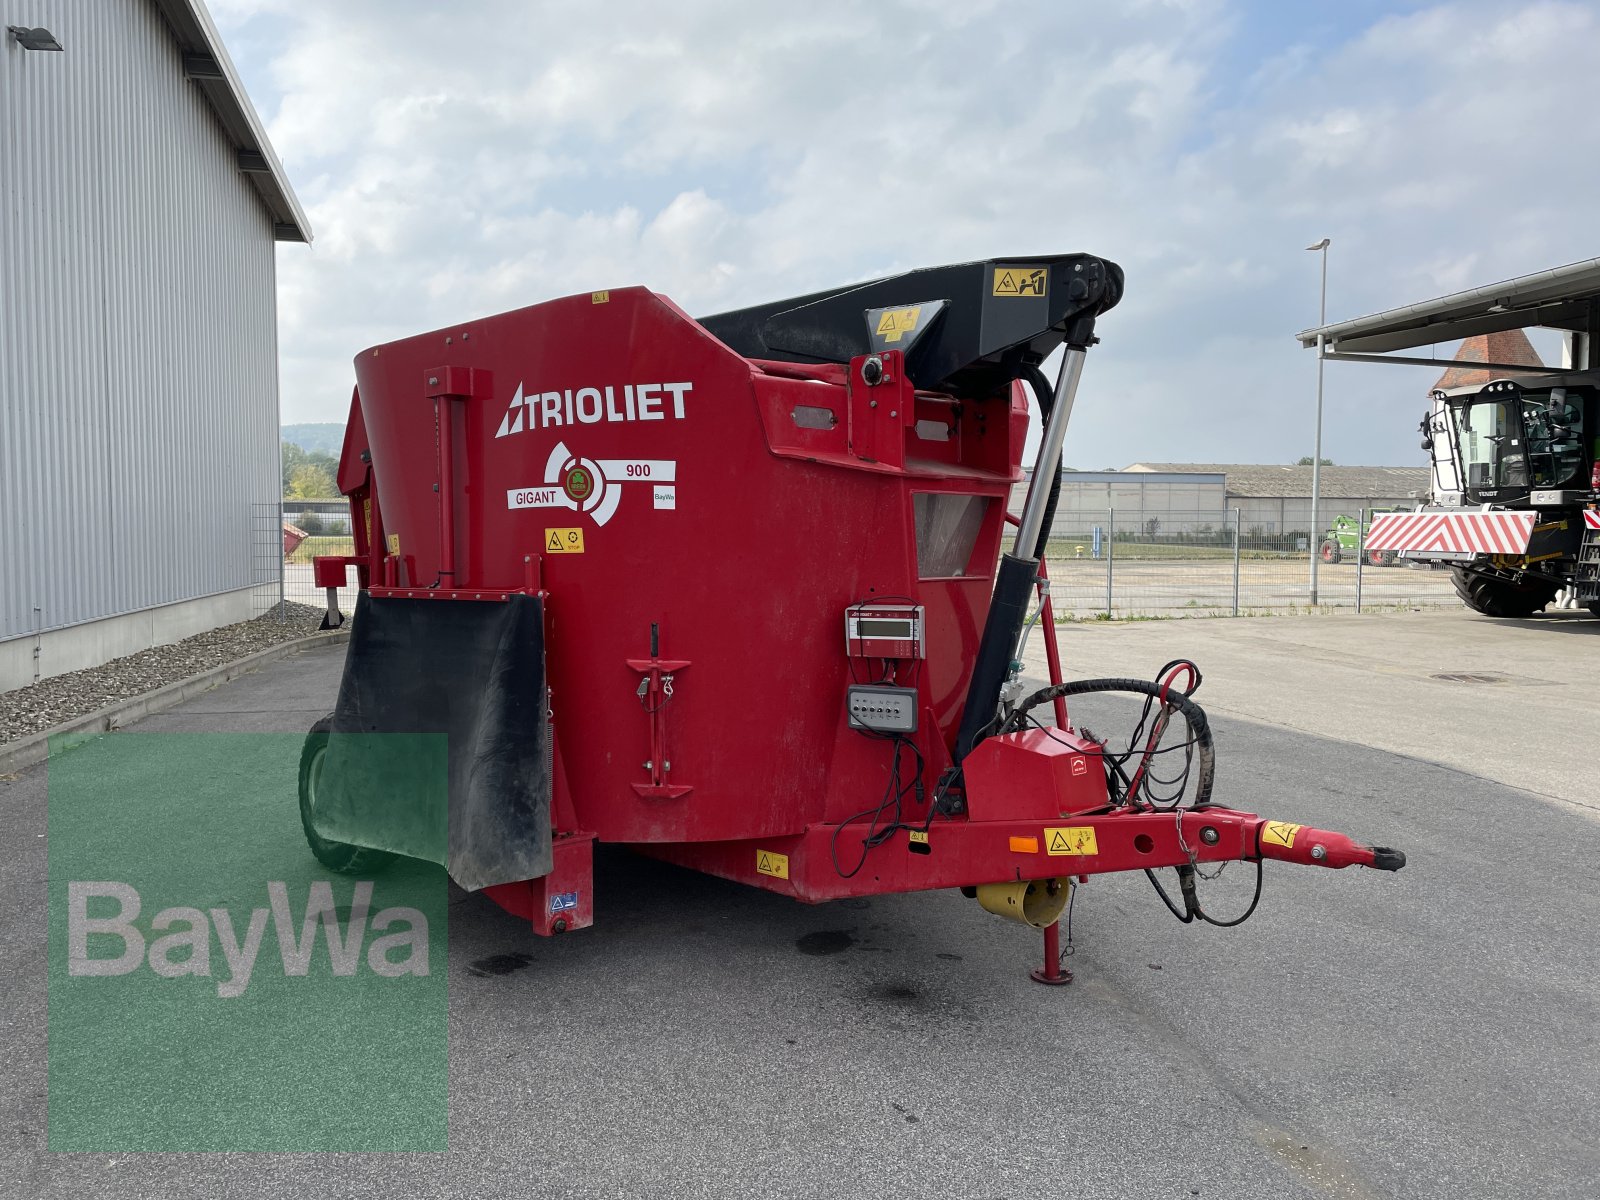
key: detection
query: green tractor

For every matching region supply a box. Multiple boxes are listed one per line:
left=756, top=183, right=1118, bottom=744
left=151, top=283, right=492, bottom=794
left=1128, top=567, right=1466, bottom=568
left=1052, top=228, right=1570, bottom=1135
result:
left=1319, top=511, right=1401, bottom=567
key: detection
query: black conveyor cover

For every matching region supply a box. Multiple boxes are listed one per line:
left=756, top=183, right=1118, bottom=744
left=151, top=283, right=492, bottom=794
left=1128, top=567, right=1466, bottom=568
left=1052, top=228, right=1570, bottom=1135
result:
left=315, top=593, right=552, bottom=891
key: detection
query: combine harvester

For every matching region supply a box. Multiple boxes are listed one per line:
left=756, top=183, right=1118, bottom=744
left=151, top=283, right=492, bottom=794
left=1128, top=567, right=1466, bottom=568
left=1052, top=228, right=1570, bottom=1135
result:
left=306, top=255, right=1403, bottom=982
left=1299, top=257, right=1600, bottom=619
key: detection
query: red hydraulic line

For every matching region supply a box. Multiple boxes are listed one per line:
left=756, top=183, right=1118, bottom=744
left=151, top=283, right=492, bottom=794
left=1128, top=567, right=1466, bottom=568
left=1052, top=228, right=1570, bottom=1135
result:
left=1034, top=557, right=1070, bottom=730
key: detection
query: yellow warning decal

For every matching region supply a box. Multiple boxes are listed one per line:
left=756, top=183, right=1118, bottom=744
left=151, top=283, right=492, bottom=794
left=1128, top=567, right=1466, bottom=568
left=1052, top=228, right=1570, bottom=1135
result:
left=385, top=533, right=400, bottom=555
left=756, top=850, right=789, bottom=879
left=1261, top=821, right=1302, bottom=849
left=1044, top=826, right=1098, bottom=856
left=992, top=266, right=1048, bottom=298
left=545, top=528, right=585, bottom=554
left=875, top=305, right=922, bottom=343
left=908, top=830, right=929, bottom=846
left=592, top=290, right=610, bottom=304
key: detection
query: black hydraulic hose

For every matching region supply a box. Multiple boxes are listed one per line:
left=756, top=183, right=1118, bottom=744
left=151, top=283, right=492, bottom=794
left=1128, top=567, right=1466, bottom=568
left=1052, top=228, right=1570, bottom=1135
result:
left=951, top=365, right=1064, bottom=764
left=1000, top=677, right=1215, bottom=809
left=954, top=553, right=1038, bottom=763
left=1021, top=364, right=1064, bottom=562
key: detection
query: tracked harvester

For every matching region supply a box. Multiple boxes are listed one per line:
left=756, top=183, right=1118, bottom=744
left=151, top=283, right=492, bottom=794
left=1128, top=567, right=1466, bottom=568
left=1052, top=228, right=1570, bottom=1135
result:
left=306, top=255, right=1403, bottom=980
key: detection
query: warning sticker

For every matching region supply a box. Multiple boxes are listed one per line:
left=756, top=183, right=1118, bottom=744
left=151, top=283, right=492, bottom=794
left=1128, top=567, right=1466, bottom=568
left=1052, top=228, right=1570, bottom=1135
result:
left=875, top=305, right=922, bottom=343
left=908, top=830, right=929, bottom=845
left=756, top=850, right=789, bottom=880
left=385, top=533, right=400, bottom=555
left=592, top=291, right=610, bottom=304
left=1044, top=826, right=1098, bottom=856
left=545, top=528, right=585, bottom=554
left=992, top=266, right=1048, bottom=298
left=1260, top=821, right=1302, bottom=849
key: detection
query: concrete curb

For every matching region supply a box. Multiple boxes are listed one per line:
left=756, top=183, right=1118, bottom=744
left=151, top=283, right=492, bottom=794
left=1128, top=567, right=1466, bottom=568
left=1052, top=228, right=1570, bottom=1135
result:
left=0, top=628, right=350, bottom=778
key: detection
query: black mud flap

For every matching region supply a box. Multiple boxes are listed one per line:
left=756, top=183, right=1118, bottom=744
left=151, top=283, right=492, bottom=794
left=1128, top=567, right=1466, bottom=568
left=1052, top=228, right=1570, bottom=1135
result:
left=314, top=592, right=552, bottom=891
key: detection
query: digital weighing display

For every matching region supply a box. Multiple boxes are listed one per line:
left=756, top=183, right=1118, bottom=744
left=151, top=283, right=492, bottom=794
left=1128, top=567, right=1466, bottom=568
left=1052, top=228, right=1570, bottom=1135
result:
left=844, top=605, right=925, bottom=659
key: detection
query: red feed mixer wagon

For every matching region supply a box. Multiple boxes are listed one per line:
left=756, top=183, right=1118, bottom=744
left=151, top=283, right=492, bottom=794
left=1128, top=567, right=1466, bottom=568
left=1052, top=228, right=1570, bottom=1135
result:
left=303, top=255, right=1404, bottom=981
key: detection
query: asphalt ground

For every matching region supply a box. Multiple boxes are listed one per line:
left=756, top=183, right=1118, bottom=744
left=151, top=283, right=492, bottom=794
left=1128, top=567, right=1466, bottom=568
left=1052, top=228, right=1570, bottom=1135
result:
left=3, top=610, right=1597, bottom=1199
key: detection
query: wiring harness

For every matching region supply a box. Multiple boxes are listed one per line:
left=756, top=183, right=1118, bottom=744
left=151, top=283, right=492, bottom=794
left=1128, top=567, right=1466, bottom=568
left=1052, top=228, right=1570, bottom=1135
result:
left=1000, top=659, right=1261, bottom=928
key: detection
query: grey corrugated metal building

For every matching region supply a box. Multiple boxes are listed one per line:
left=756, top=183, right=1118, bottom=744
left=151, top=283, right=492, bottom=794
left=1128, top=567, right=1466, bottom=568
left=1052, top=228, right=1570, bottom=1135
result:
left=1, top=1, right=308, bottom=689
left=1123, top=463, right=1429, bottom=531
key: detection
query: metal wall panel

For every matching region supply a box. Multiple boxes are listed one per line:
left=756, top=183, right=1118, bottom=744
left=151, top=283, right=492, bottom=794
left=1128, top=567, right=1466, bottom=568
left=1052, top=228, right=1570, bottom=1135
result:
left=1, top=0, right=280, bottom=642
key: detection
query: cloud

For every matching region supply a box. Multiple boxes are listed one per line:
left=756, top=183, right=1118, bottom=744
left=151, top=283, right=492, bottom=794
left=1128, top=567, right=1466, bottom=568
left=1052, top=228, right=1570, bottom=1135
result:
left=217, top=0, right=1598, bottom=468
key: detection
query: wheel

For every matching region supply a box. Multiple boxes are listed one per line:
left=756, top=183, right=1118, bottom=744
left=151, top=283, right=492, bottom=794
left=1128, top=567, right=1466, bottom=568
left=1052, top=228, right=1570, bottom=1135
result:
left=1381, top=550, right=1398, bottom=567
left=1449, top=567, right=1560, bottom=619
left=1587, top=601, right=1600, bottom=619
left=1368, top=548, right=1397, bottom=567
left=1319, top=539, right=1341, bottom=564
left=298, top=715, right=396, bottom=875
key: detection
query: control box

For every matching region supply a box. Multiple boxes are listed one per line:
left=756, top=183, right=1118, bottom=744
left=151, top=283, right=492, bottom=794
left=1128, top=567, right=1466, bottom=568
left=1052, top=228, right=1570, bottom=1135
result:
left=844, top=604, right=925, bottom=660
left=846, top=685, right=919, bottom=733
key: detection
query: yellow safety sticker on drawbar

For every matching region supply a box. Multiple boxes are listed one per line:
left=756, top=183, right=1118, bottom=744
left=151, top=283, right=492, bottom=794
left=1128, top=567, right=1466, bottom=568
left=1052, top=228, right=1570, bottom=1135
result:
left=545, top=528, right=585, bottom=554
left=1044, top=826, right=1098, bottom=856
left=592, top=290, right=610, bottom=304
left=908, top=830, right=929, bottom=845
left=875, top=305, right=922, bottom=343
left=992, top=265, right=1048, bottom=298
left=1261, top=821, right=1302, bottom=849
left=756, top=850, right=789, bottom=879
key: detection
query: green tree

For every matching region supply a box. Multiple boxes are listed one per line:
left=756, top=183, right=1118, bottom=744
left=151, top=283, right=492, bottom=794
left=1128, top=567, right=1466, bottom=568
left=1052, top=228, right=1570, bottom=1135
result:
left=281, top=441, right=307, bottom=494
left=1296, top=456, right=1334, bottom=466
left=288, top=463, right=338, bottom=498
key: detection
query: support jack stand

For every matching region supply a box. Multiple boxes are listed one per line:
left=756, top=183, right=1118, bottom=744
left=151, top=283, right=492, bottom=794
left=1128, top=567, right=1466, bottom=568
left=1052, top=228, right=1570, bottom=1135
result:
left=1030, top=919, right=1073, bottom=986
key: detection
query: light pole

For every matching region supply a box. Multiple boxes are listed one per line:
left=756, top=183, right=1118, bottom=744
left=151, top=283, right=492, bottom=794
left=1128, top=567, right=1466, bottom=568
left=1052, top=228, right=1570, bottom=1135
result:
left=1306, top=238, right=1330, bottom=605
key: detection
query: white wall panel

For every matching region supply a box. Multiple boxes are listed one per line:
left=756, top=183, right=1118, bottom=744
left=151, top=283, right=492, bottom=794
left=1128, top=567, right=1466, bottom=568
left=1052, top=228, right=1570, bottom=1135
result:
left=1, top=0, right=279, bottom=642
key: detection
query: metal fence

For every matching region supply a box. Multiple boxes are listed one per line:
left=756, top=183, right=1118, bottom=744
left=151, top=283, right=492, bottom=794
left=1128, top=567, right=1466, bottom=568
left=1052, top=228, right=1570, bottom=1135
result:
left=1038, top=507, right=1460, bottom=619
left=268, top=504, right=1466, bottom=620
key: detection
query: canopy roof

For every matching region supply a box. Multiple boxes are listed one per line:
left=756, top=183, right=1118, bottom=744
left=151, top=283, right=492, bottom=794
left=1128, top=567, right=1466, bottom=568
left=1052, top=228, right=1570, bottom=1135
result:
left=1296, top=256, right=1600, bottom=355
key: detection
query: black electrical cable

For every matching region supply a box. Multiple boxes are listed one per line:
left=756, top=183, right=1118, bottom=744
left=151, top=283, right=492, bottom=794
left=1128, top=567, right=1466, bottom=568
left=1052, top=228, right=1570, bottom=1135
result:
left=1007, top=662, right=1265, bottom=929
left=830, top=733, right=930, bottom=878
left=1000, top=673, right=1214, bottom=809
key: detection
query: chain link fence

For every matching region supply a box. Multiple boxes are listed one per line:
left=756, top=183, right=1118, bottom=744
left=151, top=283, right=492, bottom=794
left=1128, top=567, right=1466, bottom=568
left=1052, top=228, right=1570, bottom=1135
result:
left=267, top=502, right=1466, bottom=620
left=1039, top=507, right=1460, bottom=619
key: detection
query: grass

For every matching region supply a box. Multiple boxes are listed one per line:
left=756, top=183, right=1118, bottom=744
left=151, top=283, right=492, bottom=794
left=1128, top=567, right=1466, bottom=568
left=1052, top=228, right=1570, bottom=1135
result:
left=1043, top=541, right=1297, bottom=562
left=287, top=536, right=355, bottom=562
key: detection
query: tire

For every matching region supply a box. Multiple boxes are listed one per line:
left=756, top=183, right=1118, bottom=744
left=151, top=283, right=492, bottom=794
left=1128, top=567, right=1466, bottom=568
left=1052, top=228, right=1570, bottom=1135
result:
left=1449, top=567, right=1560, bottom=619
left=1586, top=601, right=1600, bottom=619
left=1380, top=550, right=1398, bottom=567
left=298, top=715, right=396, bottom=875
left=1319, top=540, right=1341, bottom=564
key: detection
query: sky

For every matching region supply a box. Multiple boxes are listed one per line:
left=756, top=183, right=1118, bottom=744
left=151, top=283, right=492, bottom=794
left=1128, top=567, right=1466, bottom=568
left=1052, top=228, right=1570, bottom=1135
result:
left=211, top=0, right=1599, bottom=469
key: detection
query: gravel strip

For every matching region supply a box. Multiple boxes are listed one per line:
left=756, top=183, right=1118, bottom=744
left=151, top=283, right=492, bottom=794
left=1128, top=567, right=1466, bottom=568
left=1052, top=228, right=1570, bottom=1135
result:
left=0, top=603, right=330, bottom=743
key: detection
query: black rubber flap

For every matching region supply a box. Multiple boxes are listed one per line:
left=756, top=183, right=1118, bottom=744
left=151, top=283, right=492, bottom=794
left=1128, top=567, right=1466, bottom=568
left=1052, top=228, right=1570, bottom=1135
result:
left=316, top=592, right=552, bottom=891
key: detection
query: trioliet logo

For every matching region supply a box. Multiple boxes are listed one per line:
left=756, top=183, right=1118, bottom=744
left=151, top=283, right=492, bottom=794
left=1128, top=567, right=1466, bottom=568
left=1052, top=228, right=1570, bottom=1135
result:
left=495, top=380, right=693, bottom=437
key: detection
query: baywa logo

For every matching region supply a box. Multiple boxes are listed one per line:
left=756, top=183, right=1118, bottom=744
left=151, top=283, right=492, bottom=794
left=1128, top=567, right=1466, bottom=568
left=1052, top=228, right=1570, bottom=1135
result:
left=68, top=880, right=428, bottom=999
left=48, top=731, right=447, bottom=1152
